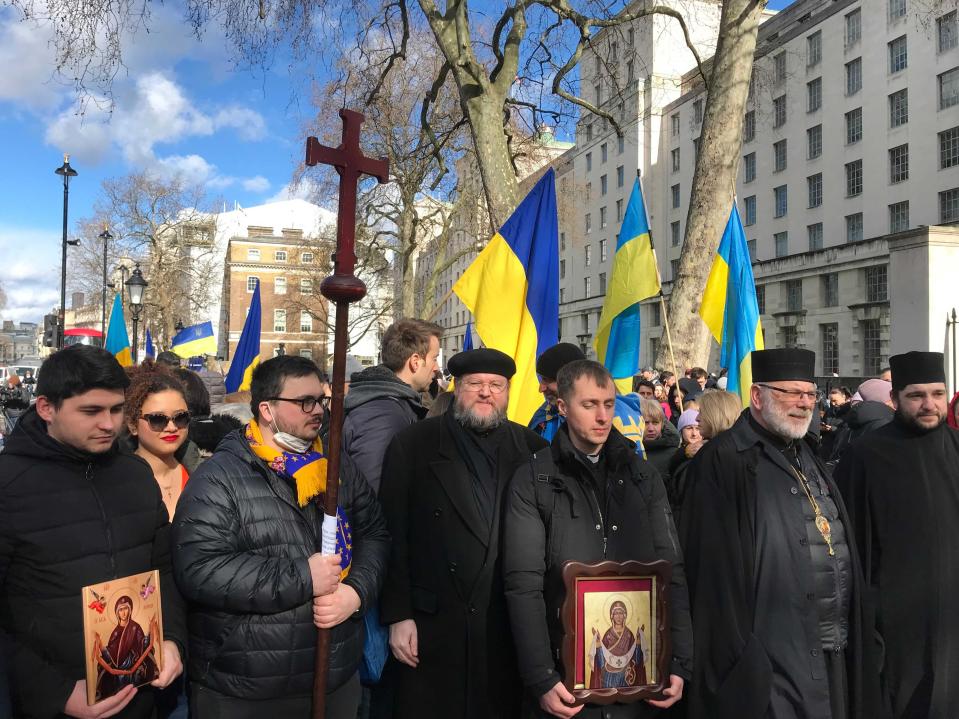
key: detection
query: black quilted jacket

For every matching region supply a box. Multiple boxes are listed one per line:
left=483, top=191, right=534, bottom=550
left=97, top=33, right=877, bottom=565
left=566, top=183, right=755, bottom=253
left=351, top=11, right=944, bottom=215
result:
left=171, top=429, right=389, bottom=698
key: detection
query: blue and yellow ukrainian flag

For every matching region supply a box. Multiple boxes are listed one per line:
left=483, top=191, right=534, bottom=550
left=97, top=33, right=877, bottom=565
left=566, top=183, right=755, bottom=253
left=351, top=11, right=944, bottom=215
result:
left=225, top=279, right=262, bottom=393
left=144, top=328, right=156, bottom=360
left=699, top=203, right=765, bottom=406
left=171, top=321, right=217, bottom=358
left=453, top=169, right=559, bottom=425
left=594, top=178, right=661, bottom=394
left=104, top=294, right=132, bottom=367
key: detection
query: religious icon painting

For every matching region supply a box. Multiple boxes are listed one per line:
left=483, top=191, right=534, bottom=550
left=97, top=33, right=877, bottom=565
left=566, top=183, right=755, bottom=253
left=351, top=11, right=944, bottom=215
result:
left=560, top=560, right=671, bottom=705
left=82, top=570, right=164, bottom=705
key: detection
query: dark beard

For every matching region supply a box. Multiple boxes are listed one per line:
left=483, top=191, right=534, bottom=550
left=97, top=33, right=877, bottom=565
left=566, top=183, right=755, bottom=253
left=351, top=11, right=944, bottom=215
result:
left=895, top=408, right=945, bottom=433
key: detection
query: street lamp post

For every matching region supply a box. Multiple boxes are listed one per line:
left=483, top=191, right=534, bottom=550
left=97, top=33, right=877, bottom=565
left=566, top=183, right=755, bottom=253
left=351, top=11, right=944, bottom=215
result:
left=125, top=263, right=148, bottom=363
left=99, top=228, right=113, bottom=339
left=55, top=155, right=78, bottom=349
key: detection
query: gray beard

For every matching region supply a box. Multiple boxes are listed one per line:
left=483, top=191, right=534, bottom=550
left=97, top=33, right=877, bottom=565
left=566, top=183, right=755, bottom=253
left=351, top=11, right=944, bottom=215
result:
left=760, top=402, right=812, bottom=440
left=453, top=401, right=506, bottom=432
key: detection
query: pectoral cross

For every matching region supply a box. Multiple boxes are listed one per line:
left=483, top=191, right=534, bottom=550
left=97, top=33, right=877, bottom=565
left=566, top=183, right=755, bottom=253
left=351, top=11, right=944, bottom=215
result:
left=304, top=109, right=389, bottom=719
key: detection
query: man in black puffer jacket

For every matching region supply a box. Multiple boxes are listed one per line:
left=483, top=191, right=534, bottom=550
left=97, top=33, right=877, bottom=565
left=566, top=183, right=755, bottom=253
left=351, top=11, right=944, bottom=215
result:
left=0, top=346, right=186, bottom=719
left=172, top=355, right=389, bottom=717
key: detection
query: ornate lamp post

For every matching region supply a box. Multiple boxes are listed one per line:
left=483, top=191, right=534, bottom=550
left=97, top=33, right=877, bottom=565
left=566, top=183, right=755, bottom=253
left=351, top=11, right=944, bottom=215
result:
left=125, top=263, right=148, bottom=362
left=54, top=154, right=78, bottom=349
left=99, top=228, right=113, bottom=339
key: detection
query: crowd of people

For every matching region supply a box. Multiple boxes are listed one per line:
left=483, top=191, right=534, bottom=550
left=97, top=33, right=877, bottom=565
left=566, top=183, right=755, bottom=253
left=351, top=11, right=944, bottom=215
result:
left=0, top=317, right=957, bottom=719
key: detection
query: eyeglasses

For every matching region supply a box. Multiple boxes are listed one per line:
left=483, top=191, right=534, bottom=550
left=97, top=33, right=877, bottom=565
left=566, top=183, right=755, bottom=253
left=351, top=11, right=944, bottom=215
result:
left=460, top=379, right=508, bottom=394
left=267, top=395, right=331, bottom=413
left=756, top=383, right=819, bottom=402
left=140, top=411, right=191, bottom=432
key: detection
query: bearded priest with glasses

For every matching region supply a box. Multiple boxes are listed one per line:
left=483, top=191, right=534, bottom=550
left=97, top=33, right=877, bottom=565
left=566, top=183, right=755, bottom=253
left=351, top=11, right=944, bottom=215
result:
left=377, top=348, right=548, bottom=719
left=680, top=348, right=882, bottom=719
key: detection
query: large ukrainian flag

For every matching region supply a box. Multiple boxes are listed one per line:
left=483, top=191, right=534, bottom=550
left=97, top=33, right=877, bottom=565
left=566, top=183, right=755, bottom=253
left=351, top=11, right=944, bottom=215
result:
left=105, top=294, right=132, bottom=367
left=225, top=279, right=262, bottom=393
left=594, top=178, right=661, bottom=393
left=453, top=169, right=559, bottom=425
left=171, top=321, right=217, bottom=358
left=699, top=203, right=764, bottom=406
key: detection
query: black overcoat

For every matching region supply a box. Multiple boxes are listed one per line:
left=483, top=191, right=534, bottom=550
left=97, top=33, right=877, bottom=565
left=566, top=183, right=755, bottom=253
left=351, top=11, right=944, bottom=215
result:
left=379, top=415, right=547, bottom=719
left=680, top=412, right=882, bottom=719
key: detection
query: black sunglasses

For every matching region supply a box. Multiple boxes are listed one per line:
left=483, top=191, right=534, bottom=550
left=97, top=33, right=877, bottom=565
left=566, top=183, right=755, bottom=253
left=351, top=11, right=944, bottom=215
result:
left=267, top=395, right=331, bottom=413
left=140, top=411, right=191, bottom=432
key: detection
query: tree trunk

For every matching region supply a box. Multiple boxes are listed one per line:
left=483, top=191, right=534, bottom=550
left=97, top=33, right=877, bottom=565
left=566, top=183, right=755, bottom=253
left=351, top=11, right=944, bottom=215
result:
left=658, top=0, right=765, bottom=371
left=462, top=94, right=521, bottom=230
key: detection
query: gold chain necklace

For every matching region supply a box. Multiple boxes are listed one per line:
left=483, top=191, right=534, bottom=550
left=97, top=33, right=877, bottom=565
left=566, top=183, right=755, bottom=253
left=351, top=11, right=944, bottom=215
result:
left=790, top=466, right=835, bottom=556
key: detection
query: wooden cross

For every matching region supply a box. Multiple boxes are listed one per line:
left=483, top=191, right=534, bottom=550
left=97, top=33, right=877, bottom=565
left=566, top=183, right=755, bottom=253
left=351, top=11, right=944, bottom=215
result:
left=304, top=109, right=389, bottom=719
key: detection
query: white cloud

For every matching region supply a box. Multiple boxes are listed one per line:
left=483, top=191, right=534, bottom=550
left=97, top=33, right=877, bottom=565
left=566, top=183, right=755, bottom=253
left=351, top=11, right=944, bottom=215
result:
left=153, top=153, right=218, bottom=185
left=0, top=15, right=64, bottom=111
left=267, top=178, right=321, bottom=203
left=0, top=225, right=63, bottom=323
left=242, top=175, right=271, bottom=192
left=215, top=106, right=267, bottom=141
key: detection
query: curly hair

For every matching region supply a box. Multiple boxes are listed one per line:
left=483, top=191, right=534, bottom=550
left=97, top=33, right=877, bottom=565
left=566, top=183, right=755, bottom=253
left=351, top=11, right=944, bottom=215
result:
left=124, top=360, right=187, bottom=429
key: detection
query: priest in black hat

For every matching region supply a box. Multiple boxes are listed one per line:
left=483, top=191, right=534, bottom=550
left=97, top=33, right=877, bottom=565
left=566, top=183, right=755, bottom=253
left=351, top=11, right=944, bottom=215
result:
left=529, top=342, right=586, bottom=441
left=378, top=348, right=548, bottom=719
left=835, top=351, right=959, bottom=718
left=681, top=348, right=881, bottom=719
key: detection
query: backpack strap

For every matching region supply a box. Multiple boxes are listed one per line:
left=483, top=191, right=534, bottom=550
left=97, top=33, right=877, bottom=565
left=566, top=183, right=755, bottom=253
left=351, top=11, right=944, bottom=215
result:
left=527, top=450, right=580, bottom=519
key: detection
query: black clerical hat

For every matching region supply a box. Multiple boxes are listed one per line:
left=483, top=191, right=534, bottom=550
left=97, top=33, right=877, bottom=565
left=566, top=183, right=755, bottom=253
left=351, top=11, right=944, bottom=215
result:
left=448, top=348, right=516, bottom=379
left=536, top=343, right=585, bottom=380
left=751, top=348, right=816, bottom=383
left=889, top=351, right=946, bottom=390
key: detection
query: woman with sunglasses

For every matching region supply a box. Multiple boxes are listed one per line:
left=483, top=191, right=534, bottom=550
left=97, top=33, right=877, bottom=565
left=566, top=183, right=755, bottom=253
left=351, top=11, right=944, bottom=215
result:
left=125, top=364, right=192, bottom=519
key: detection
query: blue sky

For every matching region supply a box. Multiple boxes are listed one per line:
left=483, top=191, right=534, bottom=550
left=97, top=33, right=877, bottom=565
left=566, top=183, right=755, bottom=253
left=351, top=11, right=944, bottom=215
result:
left=0, top=0, right=792, bottom=324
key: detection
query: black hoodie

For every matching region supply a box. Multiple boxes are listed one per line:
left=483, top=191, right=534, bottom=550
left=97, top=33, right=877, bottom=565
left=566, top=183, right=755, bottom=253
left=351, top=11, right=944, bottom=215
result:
left=0, top=407, right=186, bottom=718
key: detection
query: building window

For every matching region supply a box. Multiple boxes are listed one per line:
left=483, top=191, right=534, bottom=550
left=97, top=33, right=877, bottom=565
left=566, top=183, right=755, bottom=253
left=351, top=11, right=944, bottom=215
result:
left=744, top=195, right=757, bottom=226
left=585, top=244, right=592, bottom=267
left=275, top=250, right=288, bottom=262
left=807, top=31, right=822, bottom=67
left=889, top=89, right=908, bottom=127
left=246, top=276, right=259, bottom=293
left=600, top=175, right=608, bottom=196
left=748, top=238, right=757, bottom=261
left=744, top=110, right=756, bottom=142
left=866, top=265, right=888, bottom=302
left=600, top=239, right=608, bottom=262
left=601, top=143, right=608, bottom=163
left=300, top=312, right=313, bottom=333
left=672, top=148, right=681, bottom=173
left=585, top=213, right=592, bottom=233
left=846, top=9, right=861, bottom=48
left=808, top=223, right=823, bottom=251
left=560, top=232, right=566, bottom=251
left=627, top=59, right=635, bottom=82
left=846, top=213, right=864, bottom=242
left=301, top=252, right=314, bottom=263
left=617, top=165, right=624, bottom=187
left=889, top=36, right=908, bottom=73
left=274, top=309, right=286, bottom=332
left=300, top=278, right=313, bottom=293
left=822, top=273, right=839, bottom=307
left=846, top=58, right=862, bottom=96
left=775, top=231, right=789, bottom=258
left=940, top=126, right=959, bottom=168
left=939, top=68, right=959, bottom=109
left=671, top=260, right=680, bottom=281
left=670, top=221, right=682, bottom=247
left=807, top=78, right=822, bottom=112
left=585, top=123, right=593, bottom=142
left=671, top=113, right=680, bottom=137
left=599, top=272, right=607, bottom=295
left=939, top=11, right=958, bottom=52
left=846, top=108, right=862, bottom=144
left=600, top=206, right=607, bottom=229
left=846, top=160, right=863, bottom=197
left=618, top=134, right=625, bottom=154
left=939, top=188, right=959, bottom=222
left=693, top=137, right=702, bottom=161
left=274, top=277, right=287, bottom=295
left=744, top=152, right=756, bottom=183
left=863, top=319, right=882, bottom=376
left=821, top=324, right=839, bottom=375
left=889, top=0, right=906, bottom=21
left=774, top=52, right=787, bottom=83
left=889, top=144, right=909, bottom=184
left=560, top=287, right=566, bottom=303
left=560, top=259, right=566, bottom=279
left=616, top=198, right=623, bottom=222
left=889, top=201, right=910, bottom=233
left=584, top=276, right=592, bottom=297
left=756, top=285, right=766, bottom=314
left=586, top=182, right=592, bottom=201
left=650, top=302, right=661, bottom=327
left=247, top=248, right=261, bottom=261
left=586, top=152, right=592, bottom=171
left=773, top=95, right=787, bottom=128
left=774, top=185, right=787, bottom=218
left=671, top=185, right=681, bottom=209
left=594, top=83, right=602, bottom=106
left=693, top=99, right=704, bottom=124
left=807, top=125, right=822, bottom=159
left=786, top=278, right=802, bottom=310
left=774, top=139, right=787, bottom=172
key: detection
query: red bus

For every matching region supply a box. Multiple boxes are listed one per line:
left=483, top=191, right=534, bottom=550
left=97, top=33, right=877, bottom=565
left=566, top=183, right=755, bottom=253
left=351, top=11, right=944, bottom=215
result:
left=63, top=328, right=104, bottom=348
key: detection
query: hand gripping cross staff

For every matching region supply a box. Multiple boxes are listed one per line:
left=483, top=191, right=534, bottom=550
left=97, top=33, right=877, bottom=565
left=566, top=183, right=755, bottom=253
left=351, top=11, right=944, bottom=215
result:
left=305, top=109, right=389, bottom=718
